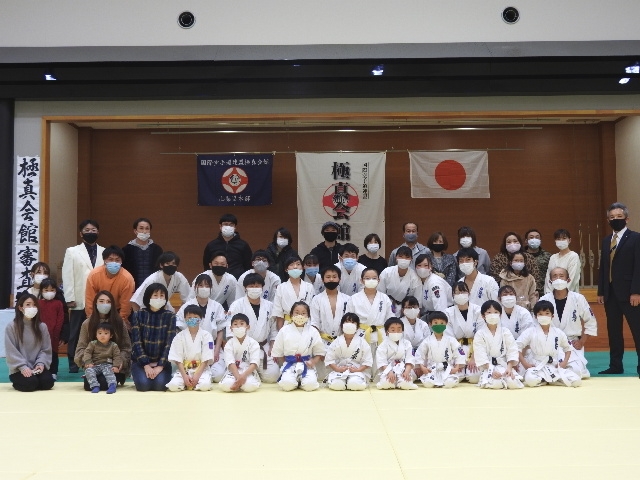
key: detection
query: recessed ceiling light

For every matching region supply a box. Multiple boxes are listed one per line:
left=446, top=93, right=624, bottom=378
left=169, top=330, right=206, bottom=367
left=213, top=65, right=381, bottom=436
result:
left=625, top=65, right=639, bottom=74
left=371, top=65, right=384, bottom=76
left=619, top=77, right=631, bottom=84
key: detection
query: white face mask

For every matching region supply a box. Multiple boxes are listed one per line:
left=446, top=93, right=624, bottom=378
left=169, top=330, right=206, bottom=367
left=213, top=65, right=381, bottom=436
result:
left=505, top=243, right=521, bottom=254
left=363, top=279, right=379, bottom=289
left=276, top=238, right=289, bottom=248
left=253, top=260, right=269, bottom=273
left=527, top=238, right=541, bottom=249
left=197, top=287, right=211, bottom=298
left=388, top=332, right=403, bottom=342
left=485, top=313, right=500, bottom=325
left=149, top=298, right=166, bottom=311
left=551, top=279, right=568, bottom=291
left=416, top=267, right=431, bottom=279
left=291, top=315, right=308, bottom=327
left=367, top=243, right=380, bottom=254
left=246, top=288, right=262, bottom=300
left=454, top=293, right=469, bottom=305
left=511, top=262, right=525, bottom=271
left=96, top=303, right=112, bottom=315
left=342, top=322, right=358, bottom=335
left=221, top=225, right=235, bottom=237
left=42, top=291, right=56, bottom=300
left=404, top=307, right=420, bottom=320
left=459, top=262, right=475, bottom=276
left=555, top=240, right=569, bottom=250
left=137, top=232, right=150, bottom=242
left=232, top=326, right=247, bottom=338
left=460, top=237, right=473, bottom=248
left=34, top=274, right=48, bottom=284
left=397, top=259, right=411, bottom=269
left=537, top=315, right=552, bottom=326
left=23, top=307, right=38, bottom=319
left=500, top=295, right=517, bottom=308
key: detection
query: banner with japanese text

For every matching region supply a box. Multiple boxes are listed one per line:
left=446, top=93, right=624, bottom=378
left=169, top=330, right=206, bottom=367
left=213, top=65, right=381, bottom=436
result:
left=14, top=156, right=41, bottom=302
left=197, top=153, right=273, bottom=206
left=296, top=152, right=386, bottom=257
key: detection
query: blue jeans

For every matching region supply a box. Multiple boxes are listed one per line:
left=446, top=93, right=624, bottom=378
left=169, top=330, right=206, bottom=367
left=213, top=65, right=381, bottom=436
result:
left=131, top=363, right=172, bottom=392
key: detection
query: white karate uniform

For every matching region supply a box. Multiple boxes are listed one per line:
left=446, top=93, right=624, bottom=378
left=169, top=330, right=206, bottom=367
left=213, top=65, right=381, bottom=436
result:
left=516, top=325, right=581, bottom=387
left=272, top=279, right=316, bottom=322
left=131, top=270, right=191, bottom=312
left=346, top=290, right=394, bottom=373
left=176, top=298, right=226, bottom=336
left=271, top=323, right=326, bottom=391
left=324, top=334, right=373, bottom=391
left=235, top=269, right=281, bottom=303
left=219, top=335, right=261, bottom=393
left=544, top=251, right=581, bottom=294
left=460, top=272, right=499, bottom=307
left=473, top=326, right=524, bottom=389
left=378, top=265, right=421, bottom=309
left=445, top=304, right=483, bottom=383
left=303, top=273, right=325, bottom=295
left=500, top=305, right=534, bottom=341
left=225, top=296, right=279, bottom=383
left=401, top=317, right=431, bottom=352
left=166, top=328, right=214, bottom=392
left=419, top=274, right=453, bottom=314
left=376, top=338, right=418, bottom=389
left=540, top=291, right=597, bottom=378
left=189, top=270, right=237, bottom=307
left=310, top=290, right=351, bottom=345
left=415, top=335, right=465, bottom=388
left=336, top=262, right=366, bottom=296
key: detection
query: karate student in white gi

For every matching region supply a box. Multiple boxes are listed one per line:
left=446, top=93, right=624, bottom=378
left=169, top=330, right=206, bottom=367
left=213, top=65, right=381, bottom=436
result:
left=473, top=300, right=524, bottom=389
left=336, top=243, right=366, bottom=296
left=445, top=282, right=483, bottom=383
left=302, top=254, right=324, bottom=295
left=225, top=273, right=279, bottom=383
left=165, top=305, right=214, bottom=392
left=378, top=246, right=421, bottom=315
left=236, top=250, right=282, bottom=303
left=219, top=313, right=261, bottom=393
left=544, top=229, right=581, bottom=294
left=272, top=301, right=325, bottom=391
left=346, top=268, right=394, bottom=373
left=415, top=311, right=466, bottom=388
left=457, top=247, right=499, bottom=307
left=399, top=295, right=431, bottom=355
left=130, top=252, right=191, bottom=313
left=376, top=317, right=418, bottom=389
left=324, top=312, right=373, bottom=391
left=414, top=253, right=453, bottom=317
left=273, top=256, right=316, bottom=330
left=189, top=251, right=237, bottom=309
left=517, top=300, right=582, bottom=387
left=497, top=285, right=534, bottom=341
left=540, top=267, right=597, bottom=378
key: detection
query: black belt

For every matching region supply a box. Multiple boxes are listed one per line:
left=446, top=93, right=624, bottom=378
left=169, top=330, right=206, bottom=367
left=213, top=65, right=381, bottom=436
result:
left=459, top=338, right=471, bottom=346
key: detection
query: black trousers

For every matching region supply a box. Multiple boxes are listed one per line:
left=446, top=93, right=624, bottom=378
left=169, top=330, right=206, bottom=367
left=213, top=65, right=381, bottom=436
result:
left=604, top=286, right=640, bottom=374
left=50, top=352, right=59, bottom=375
left=83, top=372, right=127, bottom=391
left=66, top=309, right=85, bottom=369
left=9, top=368, right=55, bottom=392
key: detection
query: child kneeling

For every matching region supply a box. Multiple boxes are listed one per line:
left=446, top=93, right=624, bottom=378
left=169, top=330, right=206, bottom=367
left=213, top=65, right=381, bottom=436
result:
left=220, top=313, right=261, bottom=392
left=166, top=305, right=214, bottom=392
left=325, top=313, right=373, bottom=391
left=376, top=317, right=418, bottom=390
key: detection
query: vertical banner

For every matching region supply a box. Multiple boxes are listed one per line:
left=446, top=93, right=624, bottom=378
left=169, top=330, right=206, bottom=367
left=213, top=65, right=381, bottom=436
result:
left=197, top=153, right=273, bottom=206
left=296, top=152, right=386, bottom=257
left=14, top=156, right=41, bottom=301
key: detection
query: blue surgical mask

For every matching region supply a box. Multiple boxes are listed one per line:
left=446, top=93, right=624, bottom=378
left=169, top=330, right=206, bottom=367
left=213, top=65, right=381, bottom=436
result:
left=305, top=267, right=319, bottom=278
left=105, top=262, right=121, bottom=275
left=185, top=317, right=200, bottom=328
left=288, top=268, right=303, bottom=279
left=342, top=258, right=357, bottom=270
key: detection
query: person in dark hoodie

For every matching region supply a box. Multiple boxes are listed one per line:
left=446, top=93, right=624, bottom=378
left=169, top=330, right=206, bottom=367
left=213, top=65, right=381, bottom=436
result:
left=265, top=227, right=299, bottom=282
left=309, top=221, right=343, bottom=270
left=202, top=213, right=253, bottom=279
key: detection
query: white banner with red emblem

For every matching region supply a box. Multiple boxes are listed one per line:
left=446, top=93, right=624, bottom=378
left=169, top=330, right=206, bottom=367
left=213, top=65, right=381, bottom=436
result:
left=296, top=152, right=386, bottom=257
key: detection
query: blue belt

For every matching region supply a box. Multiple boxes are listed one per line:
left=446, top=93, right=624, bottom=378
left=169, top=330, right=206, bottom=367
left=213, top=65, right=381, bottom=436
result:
left=279, top=354, right=311, bottom=380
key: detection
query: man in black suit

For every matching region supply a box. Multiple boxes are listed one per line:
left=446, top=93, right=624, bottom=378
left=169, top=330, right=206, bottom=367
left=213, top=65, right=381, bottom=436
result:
left=597, top=202, right=640, bottom=376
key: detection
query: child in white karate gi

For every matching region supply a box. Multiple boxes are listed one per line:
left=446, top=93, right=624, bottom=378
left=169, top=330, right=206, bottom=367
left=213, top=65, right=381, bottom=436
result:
left=473, top=300, right=524, bottom=389
left=378, top=246, right=421, bottom=314
left=166, top=305, right=214, bottom=392
left=517, top=300, right=581, bottom=388
left=497, top=285, right=533, bottom=341
left=272, top=301, right=326, bottom=391
left=273, top=255, right=316, bottom=330
left=446, top=281, right=483, bottom=383
left=302, top=254, right=324, bottom=295
left=376, top=317, right=418, bottom=390
left=399, top=295, right=431, bottom=354
left=415, top=311, right=466, bottom=388
left=219, top=313, right=261, bottom=393
left=324, top=312, right=373, bottom=391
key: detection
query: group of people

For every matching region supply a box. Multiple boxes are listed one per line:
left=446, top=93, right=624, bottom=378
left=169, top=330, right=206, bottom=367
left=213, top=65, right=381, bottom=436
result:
left=5, top=202, right=640, bottom=393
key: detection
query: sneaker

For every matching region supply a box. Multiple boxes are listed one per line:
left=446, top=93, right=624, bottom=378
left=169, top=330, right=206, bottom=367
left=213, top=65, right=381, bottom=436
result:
left=106, top=384, right=117, bottom=394
left=91, top=387, right=100, bottom=393
left=51, top=374, right=58, bottom=381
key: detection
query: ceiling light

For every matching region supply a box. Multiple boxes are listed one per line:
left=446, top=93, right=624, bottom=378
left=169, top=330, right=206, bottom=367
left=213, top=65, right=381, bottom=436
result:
left=619, top=78, right=631, bottom=84
left=44, top=71, right=56, bottom=81
left=625, top=64, right=639, bottom=74
left=371, top=65, right=384, bottom=76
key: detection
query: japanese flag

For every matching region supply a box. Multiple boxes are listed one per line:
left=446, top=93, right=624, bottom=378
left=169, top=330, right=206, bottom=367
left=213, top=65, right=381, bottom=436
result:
left=409, top=151, right=490, bottom=198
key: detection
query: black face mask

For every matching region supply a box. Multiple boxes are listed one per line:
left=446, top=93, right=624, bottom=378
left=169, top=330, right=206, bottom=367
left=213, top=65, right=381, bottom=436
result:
left=609, top=218, right=627, bottom=232
left=82, top=232, right=98, bottom=244
left=162, top=265, right=178, bottom=276
left=211, top=266, right=227, bottom=277
left=324, top=281, right=340, bottom=291
left=430, top=244, right=445, bottom=253
left=323, top=231, right=339, bottom=242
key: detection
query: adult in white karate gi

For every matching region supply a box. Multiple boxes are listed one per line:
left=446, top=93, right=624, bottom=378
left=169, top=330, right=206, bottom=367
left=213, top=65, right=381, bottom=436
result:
left=516, top=300, right=582, bottom=387
left=324, top=312, right=373, bottom=390
left=376, top=318, right=418, bottom=389
left=473, top=300, right=524, bottom=389
left=378, top=246, right=421, bottom=315
left=336, top=243, right=366, bottom=296
left=189, top=251, right=237, bottom=308
left=415, top=253, right=453, bottom=316
left=273, top=256, right=316, bottom=330
left=130, top=252, right=191, bottom=313
left=399, top=296, right=431, bottom=354
left=166, top=305, right=214, bottom=392
left=219, top=313, right=261, bottom=392
left=272, top=302, right=325, bottom=391
left=225, top=273, right=279, bottom=383
left=236, top=250, right=282, bottom=303
left=457, top=247, right=499, bottom=307
left=540, top=267, right=597, bottom=378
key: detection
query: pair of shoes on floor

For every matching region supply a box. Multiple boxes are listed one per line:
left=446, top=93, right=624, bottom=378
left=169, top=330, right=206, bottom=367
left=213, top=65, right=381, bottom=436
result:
left=598, top=368, right=624, bottom=374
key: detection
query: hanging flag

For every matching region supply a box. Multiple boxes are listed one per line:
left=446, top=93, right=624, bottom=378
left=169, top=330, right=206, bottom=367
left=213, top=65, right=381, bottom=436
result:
left=296, top=152, right=386, bottom=257
left=409, top=150, right=490, bottom=198
left=197, top=153, right=273, bottom=206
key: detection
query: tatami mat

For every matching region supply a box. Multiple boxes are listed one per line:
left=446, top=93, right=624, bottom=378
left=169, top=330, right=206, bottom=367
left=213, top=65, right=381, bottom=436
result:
left=1, top=378, right=640, bottom=480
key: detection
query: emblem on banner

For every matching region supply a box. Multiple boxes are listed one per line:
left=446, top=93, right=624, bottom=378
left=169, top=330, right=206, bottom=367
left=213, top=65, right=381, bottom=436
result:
left=322, top=182, right=360, bottom=220
left=221, top=167, right=249, bottom=194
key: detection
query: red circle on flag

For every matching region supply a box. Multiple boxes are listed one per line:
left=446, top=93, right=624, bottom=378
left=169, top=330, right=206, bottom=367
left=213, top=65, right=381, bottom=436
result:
left=435, top=160, right=466, bottom=190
